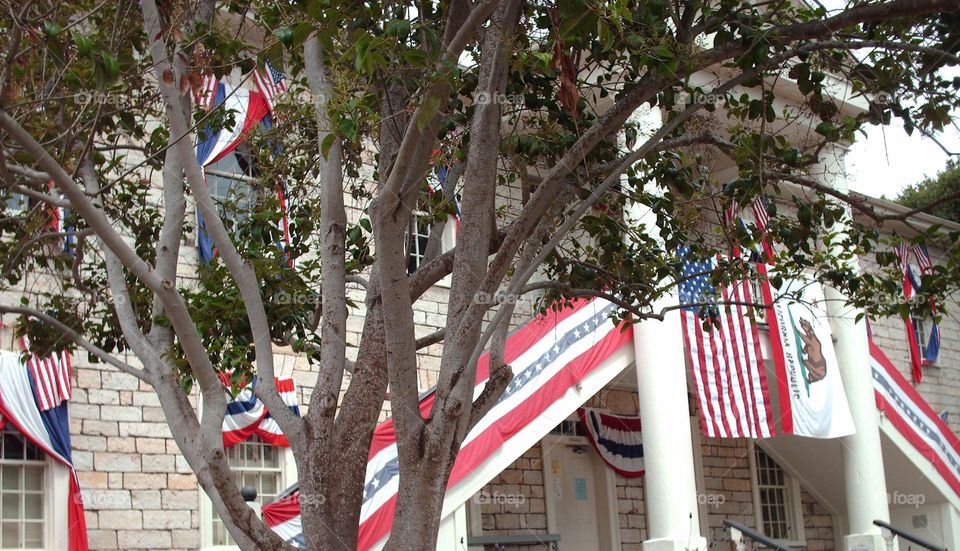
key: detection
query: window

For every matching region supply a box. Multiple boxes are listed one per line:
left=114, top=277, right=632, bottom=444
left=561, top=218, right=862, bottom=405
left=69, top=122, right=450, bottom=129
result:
left=750, top=444, right=803, bottom=545
left=204, top=146, right=257, bottom=229
left=0, top=426, right=46, bottom=550
left=2, top=193, right=28, bottom=213
left=405, top=214, right=432, bottom=274
left=912, top=316, right=929, bottom=355
left=209, top=436, right=284, bottom=547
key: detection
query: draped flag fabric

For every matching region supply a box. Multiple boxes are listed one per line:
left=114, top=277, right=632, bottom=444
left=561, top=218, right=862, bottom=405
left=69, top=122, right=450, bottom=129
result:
left=578, top=407, right=644, bottom=477
left=262, top=297, right=634, bottom=549
left=726, top=195, right=774, bottom=262
left=20, top=337, right=71, bottom=411
left=896, top=243, right=940, bottom=384
left=0, top=351, right=87, bottom=551
left=194, top=79, right=288, bottom=265
left=871, top=339, right=960, bottom=496
left=759, top=266, right=855, bottom=438
left=679, top=253, right=775, bottom=439
left=252, top=61, right=288, bottom=114
left=222, top=377, right=300, bottom=448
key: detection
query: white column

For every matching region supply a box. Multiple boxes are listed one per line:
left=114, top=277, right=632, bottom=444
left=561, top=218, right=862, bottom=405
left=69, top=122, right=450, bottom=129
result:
left=815, top=145, right=890, bottom=551
left=633, top=307, right=707, bottom=551
left=625, top=105, right=706, bottom=551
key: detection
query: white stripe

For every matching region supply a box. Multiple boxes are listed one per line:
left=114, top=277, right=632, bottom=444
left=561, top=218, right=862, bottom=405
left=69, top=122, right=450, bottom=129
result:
left=201, top=85, right=252, bottom=166
left=738, top=282, right=771, bottom=437
left=359, top=443, right=399, bottom=524
left=726, top=284, right=760, bottom=437
left=719, top=308, right=750, bottom=437
left=361, top=299, right=616, bottom=526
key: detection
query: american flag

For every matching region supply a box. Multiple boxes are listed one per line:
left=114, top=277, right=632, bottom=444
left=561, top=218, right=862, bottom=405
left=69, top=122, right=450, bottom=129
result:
left=194, top=73, right=219, bottom=111
left=726, top=195, right=774, bottom=262
left=913, top=242, right=934, bottom=273
left=679, top=253, right=774, bottom=438
left=20, top=336, right=72, bottom=411
left=252, top=61, right=288, bottom=113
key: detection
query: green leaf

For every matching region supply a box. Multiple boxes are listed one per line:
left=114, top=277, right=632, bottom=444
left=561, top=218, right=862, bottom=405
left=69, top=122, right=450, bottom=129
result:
left=417, top=95, right=442, bottom=132
left=321, top=133, right=337, bottom=158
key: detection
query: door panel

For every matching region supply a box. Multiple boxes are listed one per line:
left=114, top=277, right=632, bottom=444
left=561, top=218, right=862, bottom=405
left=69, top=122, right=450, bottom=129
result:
left=546, top=443, right=603, bottom=551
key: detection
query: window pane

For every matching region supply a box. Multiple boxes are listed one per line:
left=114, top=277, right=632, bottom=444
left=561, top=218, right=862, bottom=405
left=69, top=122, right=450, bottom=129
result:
left=2, top=521, right=18, bottom=547
left=2, top=467, right=19, bottom=491
left=23, top=493, right=41, bottom=520
left=2, top=493, right=19, bottom=517
left=3, top=435, right=23, bottom=460
left=22, top=521, right=42, bottom=547
left=22, top=468, right=41, bottom=492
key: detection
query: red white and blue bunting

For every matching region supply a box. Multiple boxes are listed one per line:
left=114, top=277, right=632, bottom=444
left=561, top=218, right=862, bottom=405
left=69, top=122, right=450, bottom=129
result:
left=193, top=65, right=293, bottom=266
left=871, top=338, right=960, bottom=497
left=578, top=407, right=645, bottom=477
left=0, top=349, right=87, bottom=551
left=223, top=377, right=300, bottom=448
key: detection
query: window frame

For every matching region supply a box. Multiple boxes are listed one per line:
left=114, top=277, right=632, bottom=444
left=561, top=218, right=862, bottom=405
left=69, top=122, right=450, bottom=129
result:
left=748, top=442, right=805, bottom=547
left=198, top=435, right=296, bottom=550
left=0, top=425, right=69, bottom=551
left=402, top=209, right=456, bottom=287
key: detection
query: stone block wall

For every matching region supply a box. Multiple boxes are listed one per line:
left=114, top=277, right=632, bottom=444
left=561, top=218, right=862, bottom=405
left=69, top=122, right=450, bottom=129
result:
left=476, top=392, right=837, bottom=551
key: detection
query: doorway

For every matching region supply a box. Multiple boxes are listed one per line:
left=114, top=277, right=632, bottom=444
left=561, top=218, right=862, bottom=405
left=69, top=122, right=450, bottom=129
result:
left=542, top=434, right=620, bottom=550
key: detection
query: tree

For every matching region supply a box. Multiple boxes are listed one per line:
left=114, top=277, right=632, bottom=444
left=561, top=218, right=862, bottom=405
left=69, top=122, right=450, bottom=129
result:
left=896, top=159, right=960, bottom=223
left=1, top=0, right=960, bottom=549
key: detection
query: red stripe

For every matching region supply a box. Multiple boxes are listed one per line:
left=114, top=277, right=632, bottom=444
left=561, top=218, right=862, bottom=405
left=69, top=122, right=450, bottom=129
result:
left=730, top=282, right=761, bottom=436
left=683, top=316, right=712, bottom=437
left=689, top=315, right=722, bottom=437
left=744, top=281, right=775, bottom=435
left=37, top=359, right=56, bottom=410
left=721, top=285, right=751, bottom=436
left=759, top=263, right=793, bottom=434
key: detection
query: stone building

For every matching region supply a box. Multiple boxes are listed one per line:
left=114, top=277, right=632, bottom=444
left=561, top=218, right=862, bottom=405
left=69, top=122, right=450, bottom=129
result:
left=0, top=23, right=959, bottom=551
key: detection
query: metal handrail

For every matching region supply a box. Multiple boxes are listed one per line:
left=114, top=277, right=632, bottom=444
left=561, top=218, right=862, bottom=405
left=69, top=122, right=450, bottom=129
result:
left=723, top=520, right=798, bottom=551
left=874, top=519, right=948, bottom=551
left=466, top=533, right=561, bottom=549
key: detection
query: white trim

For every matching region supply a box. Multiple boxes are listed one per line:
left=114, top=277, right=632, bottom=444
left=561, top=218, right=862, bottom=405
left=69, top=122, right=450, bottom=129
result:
left=879, top=416, right=960, bottom=511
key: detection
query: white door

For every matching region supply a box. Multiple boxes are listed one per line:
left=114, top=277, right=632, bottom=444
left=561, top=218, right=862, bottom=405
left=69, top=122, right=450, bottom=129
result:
left=546, top=442, right=604, bottom=551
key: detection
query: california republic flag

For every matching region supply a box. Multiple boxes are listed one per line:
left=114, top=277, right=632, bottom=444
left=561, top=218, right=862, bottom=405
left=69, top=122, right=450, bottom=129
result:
left=759, top=266, right=855, bottom=438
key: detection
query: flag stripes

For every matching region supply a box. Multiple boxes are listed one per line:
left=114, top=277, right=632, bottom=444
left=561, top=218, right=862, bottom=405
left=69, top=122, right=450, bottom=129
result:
left=680, top=255, right=774, bottom=439
left=252, top=61, right=287, bottom=113
left=20, top=337, right=72, bottom=411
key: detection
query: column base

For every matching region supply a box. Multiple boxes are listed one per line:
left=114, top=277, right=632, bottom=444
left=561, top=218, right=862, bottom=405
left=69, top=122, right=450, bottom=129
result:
left=642, top=536, right=708, bottom=551
left=844, top=532, right=888, bottom=551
